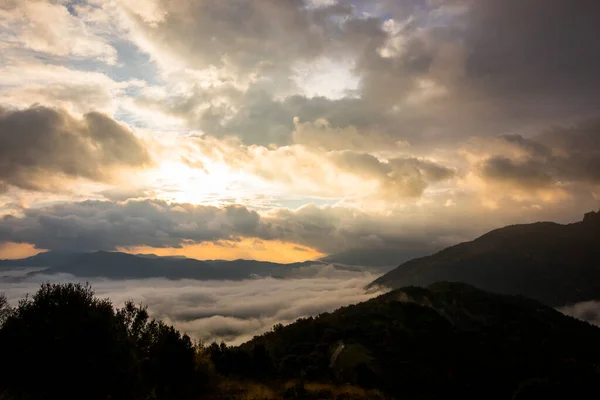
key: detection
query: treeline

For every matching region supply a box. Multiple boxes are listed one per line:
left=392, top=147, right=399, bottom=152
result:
left=0, top=285, right=378, bottom=400
left=0, top=284, right=216, bottom=400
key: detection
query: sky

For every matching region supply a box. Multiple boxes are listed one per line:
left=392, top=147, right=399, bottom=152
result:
left=1, top=0, right=600, bottom=262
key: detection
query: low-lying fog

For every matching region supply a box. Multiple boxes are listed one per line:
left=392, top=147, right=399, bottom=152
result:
left=558, top=301, right=600, bottom=327
left=0, top=264, right=384, bottom=345
left=3, top=265, right=599, bottom=345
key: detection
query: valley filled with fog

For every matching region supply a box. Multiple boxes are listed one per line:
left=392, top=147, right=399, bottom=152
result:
left=1, top=265, right=383, bottom=345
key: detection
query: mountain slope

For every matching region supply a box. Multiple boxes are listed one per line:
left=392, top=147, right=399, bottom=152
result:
left=368, top=210, right=600, bottom=306
left=227, top=283, right=600, bottom=399
left=0, top=251, right=78, bottom=268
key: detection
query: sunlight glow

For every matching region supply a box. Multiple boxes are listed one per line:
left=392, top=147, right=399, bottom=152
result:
left=119, top=239, right=325, bottom=263
left=0, top=242, right=45, bottom=260
left=141, top=158, right=268, bottom=206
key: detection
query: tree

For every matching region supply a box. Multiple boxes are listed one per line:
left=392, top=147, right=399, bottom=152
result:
left=0, top=283, right=136, bottom=400
left=0, top=285, right=215, bottom=400
left=251, top=344, right=275, bottom=380
left=0, top=293, right=9, bottom=326
left=117, top=301, right=213, bottom=399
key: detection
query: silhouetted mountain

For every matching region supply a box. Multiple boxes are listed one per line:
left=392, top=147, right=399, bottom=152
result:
left=134, top=253, right=190, bottom=260
left=0, top=251, right=334, bottom=280
left=0, top=251, right=79, bottom=268
left=224, top=282, right=600, bottom=399
left=368, top=210, right=600, bottom=306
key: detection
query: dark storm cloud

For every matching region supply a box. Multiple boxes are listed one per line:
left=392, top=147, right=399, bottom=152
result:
left=0, top=200, right=261, bottom=252
left=480, top=158, right=553, bottom=188
left=464, top=0, right=600, bottom=104
left=0, top=199, right=461, bottom=254
left=538, top=121, right=600, bottom=183
left=478, top=119, right=600, bottom=188
left=0, top=105, right=151, bottom=191
left=349, top=0, right=600, bottom=147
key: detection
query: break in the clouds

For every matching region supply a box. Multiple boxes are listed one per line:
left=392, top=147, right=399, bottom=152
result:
left=1, top=0, right=600, bottom=260
left=0, top=269, right=383, bottom=345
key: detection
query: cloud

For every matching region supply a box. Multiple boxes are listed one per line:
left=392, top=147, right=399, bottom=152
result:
left=465, top=119, right=600, bottom=190
left=0, top=195, right=483, bottom=255
left=0, top=270, right=384, bottom=345
left=0, top=200, right=262, bottom=252
left=98, top=187, right=155, bottom=202
left=0, top=0, right=117, bottom=64
left=463, top=0, right=600, bottom=105
left=559, top=301, right=600, bottom=327
left=292, top=117, right=406, bottom=152
left=119, top=0, right=355, bottom=78
left=192, top=136, right=454, bottom=200
left=0, top=61, right=145, bottom=115
left=1, top=0, right=599, bottom=261
left=135, top=83, right=383, bottom=147
left=479, top=157, right=553, bottom=189
left=3, top=190, right=597, bottom=257
left=159, top=0, right=600, bottom=147
left=0, top=105, right=152, bottom=191
left=353, top=0, right=600, bottom=137
left=260, top=204, right=458, bottom=254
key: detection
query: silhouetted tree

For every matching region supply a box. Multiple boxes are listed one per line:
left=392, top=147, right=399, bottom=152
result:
left=0, top=284, right=214, bottom=400
left=117, top=301, right=213, bottom=399
left=251, top=344, right=275, bottom=380
left=0, top=283, right=136, bottom=400
left=0, top=292, right=9, bottom=326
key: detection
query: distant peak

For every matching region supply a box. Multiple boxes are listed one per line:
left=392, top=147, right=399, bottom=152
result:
left=583, top=210, right=600, bottom=224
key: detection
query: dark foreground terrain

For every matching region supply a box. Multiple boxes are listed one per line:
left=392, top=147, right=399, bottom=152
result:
left=1, top=282, right=599, bottom=399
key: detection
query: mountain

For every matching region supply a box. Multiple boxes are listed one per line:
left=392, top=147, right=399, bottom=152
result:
left=0, top=251, right=334, bottom=280
left=0, top=251, right=78, bottom=268
left=220, top=282, right=600, bottom=399
left=368, top=210, right=600, bottom=306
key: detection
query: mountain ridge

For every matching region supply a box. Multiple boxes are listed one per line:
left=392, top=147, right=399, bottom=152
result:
left=0, top=250, right=363, bottom=281
left=368, top=210, right=600, bottom=306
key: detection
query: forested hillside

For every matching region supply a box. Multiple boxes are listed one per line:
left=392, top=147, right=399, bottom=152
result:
left=3, top=281, right=597, bottom=399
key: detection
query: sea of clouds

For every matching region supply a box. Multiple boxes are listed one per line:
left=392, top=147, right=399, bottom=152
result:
left=3, top=265, right=599, bottom=345
left=0, top=265, right=384, bottom=345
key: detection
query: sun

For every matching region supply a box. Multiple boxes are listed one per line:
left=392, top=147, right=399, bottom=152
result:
left=141, top=157, right=267, bottom=206
left=148, top=160, right=228, bottom=204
